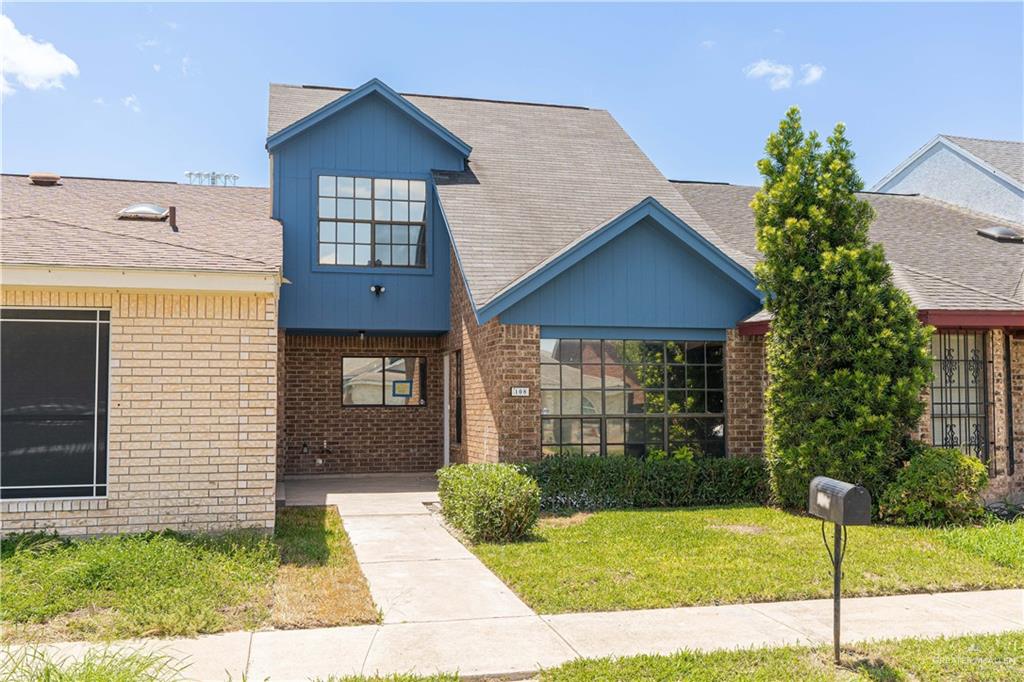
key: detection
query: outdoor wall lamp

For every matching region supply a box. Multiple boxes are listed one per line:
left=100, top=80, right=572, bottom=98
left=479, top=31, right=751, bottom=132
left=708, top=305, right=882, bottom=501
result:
left=370, top=284, right=386, bottom=296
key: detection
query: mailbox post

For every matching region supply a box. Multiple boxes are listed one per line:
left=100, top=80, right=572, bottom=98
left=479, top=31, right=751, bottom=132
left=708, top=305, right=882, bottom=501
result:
left=807, top=476, right=871, bottom=665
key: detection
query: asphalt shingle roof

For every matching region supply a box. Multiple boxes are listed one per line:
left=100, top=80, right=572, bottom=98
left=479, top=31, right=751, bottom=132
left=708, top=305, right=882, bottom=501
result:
left=672, top=181, right=1024, bottom=312
left=943, top=135, right=1024, bottom=186
left=268, top=83, right=754, bottom=307
left=1, top=175, right=281, bottom=273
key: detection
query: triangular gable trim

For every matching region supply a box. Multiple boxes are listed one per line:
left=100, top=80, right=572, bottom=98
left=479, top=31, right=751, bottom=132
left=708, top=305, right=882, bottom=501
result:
left=266, top=78, right=472, bottom=157
left=474, top=197, right=761, bottom=323
left=872, top=135, right=1024, bottom=192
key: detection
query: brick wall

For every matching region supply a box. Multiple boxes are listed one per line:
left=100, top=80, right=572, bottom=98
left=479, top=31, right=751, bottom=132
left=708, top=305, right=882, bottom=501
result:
left=725, top=329, right=766, bottom=456
left=0, top=287, right=278, bottom=536
left=724, top=326, right=1024, bottom=501
left=278, top=333, right=444, bottom=474
left=447, top=257, right=541, bottom=464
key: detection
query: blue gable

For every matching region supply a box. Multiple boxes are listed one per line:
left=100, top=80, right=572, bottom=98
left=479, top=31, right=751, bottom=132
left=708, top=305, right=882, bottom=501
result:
left=494, top=201, right=762, bottom=335
left=272, top=85, right=465, bottom=333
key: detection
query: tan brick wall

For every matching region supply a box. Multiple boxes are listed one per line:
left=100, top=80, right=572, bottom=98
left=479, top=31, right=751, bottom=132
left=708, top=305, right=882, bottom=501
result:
left=278, top=333, right=444, bottom=474
left=446, top=256, right=541, bottom=464
left=725, top=329, right=766, bottom=457
left=0, top=287, right=278, bottom=536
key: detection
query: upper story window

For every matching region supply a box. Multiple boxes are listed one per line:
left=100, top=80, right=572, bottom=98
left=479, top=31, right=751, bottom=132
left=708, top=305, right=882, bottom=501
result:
left=317, top=175, right=427, bottom=268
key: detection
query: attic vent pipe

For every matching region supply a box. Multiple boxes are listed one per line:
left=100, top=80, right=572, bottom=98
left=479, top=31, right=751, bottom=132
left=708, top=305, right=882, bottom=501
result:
left=29, top=172, right=61, bottom=186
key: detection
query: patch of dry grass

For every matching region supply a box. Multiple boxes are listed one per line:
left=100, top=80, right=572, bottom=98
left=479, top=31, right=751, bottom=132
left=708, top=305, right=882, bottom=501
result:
left=539, top=513, right=592, bottom=529
left=271, top=506, right=379, bottom=628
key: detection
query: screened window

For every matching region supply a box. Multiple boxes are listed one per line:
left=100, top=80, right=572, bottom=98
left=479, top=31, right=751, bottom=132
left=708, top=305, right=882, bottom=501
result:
left=317, top=175, right=427, bottom=268
left=342, top=356, right=427, bottom=406
left=1, top=309, right=110, bottom=499
left=541, top=339, right=725, bottom=458
left=930, top=331, right=993, bottom=466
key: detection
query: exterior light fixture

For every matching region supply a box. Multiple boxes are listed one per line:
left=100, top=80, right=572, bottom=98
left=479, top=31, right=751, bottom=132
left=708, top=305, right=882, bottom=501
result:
left=370, top=284, right=386, bottom=296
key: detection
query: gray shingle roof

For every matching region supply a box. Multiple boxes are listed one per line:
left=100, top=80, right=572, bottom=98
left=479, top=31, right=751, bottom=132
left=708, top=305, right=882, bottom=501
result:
left=268, top=83, right=754, bottom=307
left=1, top=175, right=281, bottom=273
left=672, top=181, right=1024, bottom=311
left=943, top=135, right=1024, bottom=186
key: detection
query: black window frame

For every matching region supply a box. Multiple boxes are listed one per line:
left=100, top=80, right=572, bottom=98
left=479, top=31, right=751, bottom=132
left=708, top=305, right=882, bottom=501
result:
left=1, top=308, right=111, bottom=500
left=341, top=355, right=428, bottom=407
left=316, top=175, right=428, bottom=269
left=930, top=330, right=994, bottom=470
left=453, top=350, right=463, bottom=445
left=540, top=338, right=726, bottom=459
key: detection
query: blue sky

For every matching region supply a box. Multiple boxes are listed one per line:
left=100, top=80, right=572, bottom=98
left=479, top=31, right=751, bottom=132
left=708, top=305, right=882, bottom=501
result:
left=3, top=2, right=1022, bottom=188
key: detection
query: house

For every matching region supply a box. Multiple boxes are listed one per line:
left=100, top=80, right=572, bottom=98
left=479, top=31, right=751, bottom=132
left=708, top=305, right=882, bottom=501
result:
left=872, top=135, right=1024, bottom=224
left=2, top=78, right=1022, bottom=536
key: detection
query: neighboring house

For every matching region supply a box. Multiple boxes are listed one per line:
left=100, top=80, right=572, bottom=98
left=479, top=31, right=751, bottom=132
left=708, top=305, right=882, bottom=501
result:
left=0, top=176, right=282, bottom=534
left=2, top=78, right=1021, bottom=536
left=872, top=134, right=1024, bottom=224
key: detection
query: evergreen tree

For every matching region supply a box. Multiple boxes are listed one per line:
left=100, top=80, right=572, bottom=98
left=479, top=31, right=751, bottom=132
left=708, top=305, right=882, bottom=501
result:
left=753, top=107, right=932, bottom=509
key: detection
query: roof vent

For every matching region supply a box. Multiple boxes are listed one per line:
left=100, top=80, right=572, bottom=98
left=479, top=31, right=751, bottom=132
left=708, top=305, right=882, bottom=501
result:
left=118, top=203, right=169, bottom=221
left=29, top=172, right=61, bottom=186
left=977, top=225, right=1024, bottom=243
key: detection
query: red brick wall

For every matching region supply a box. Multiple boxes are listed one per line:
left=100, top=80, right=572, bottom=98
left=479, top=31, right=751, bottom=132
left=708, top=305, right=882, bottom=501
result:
left=725, top=329, right=766, bottom=457
left=278, top=333, right=444, bottom=474
left=447, top=256, right=542, bottom=464
left=987, top=330, right=1024, bottom=501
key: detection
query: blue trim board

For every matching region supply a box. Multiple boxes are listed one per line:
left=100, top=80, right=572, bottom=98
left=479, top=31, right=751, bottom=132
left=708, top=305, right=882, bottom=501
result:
left=539, top=326, right=726, bottom=341
left=474, top=197, right=760, bottom=323
left=267, top=79, right=472, bottom=158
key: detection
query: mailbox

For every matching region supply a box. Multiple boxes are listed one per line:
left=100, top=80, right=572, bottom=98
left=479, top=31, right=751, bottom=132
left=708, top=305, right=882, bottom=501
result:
left=808, top=476, right=871, bottom=526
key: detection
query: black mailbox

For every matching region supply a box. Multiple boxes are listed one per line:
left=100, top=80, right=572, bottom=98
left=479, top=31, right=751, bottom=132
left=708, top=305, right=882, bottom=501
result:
left=808, top=476, right=871, bottom=526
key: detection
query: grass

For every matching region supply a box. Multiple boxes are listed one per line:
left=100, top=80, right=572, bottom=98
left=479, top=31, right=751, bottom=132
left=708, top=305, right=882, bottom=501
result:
left=272, top=505, right=378, bottom=628
left=471, top=506, right=1024, bottom=613
left=541, top=631, right=1024, bottom=681
left=0, top=647, right=187, bottom=682
left=0, top=505, right=377, bottom=642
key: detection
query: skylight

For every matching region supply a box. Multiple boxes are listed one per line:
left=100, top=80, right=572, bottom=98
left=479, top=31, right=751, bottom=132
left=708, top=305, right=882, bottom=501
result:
left=976, top=225, right=1024, bottom=243
left=118, top=203, right=169, bottom=221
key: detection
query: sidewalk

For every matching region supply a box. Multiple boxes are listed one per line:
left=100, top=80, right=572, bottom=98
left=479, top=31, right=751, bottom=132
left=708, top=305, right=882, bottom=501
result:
left=19, top=589, right=1023, bottom=680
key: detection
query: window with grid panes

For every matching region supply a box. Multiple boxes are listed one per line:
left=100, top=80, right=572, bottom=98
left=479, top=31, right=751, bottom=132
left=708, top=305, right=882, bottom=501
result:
left=540, top=339, right=725, bottom=458
left=317, top=175, right=427, bottom=268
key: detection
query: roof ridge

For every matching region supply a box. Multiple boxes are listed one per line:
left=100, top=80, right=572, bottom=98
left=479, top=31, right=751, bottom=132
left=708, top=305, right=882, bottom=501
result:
left=4, top=214, right=279, bottom=270
left=1, top=173, right=270, bottom=190
left=274, top=82, right=592, bottom=111
left=896, top=262, right=1023, bottom=307
left=941, top=134, right=1024, bottom=146
left=907, top=194, right=1024, bottom=228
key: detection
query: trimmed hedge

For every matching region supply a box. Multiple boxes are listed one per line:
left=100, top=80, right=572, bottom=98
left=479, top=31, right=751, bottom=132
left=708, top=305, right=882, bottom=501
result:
left=879, top=445, right=988, bottom=526
left=436, top=463, right=540, bottom=542
left=521, top=455, right=769, bottom=512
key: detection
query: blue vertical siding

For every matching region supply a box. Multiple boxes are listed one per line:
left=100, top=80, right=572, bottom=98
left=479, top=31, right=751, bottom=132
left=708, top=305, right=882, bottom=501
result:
left=273, top=92, right=465, bottom=333
left=499, top=216, right=761, bottom=330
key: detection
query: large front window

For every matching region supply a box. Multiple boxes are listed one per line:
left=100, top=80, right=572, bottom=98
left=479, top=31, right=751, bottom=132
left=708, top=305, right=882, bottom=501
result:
left=342, top=356, right=427, bottom=406
left=540, top=339, right=725, bottom=458
left=317, top=175, right=427, bottom=268
left=930, top=331, right=992, bottom=465
left=1, top=309, right=110, bottom=499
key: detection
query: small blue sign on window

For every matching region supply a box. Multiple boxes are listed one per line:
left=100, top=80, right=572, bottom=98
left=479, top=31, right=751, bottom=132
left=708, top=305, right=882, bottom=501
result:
left=392, top=380, right=413, bottom=398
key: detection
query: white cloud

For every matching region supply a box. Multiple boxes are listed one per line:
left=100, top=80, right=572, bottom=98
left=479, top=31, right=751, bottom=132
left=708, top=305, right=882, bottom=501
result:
left=180, top=55, right=192, bottom=77
left=799, top=63, right=826, bottom=86
left=744, top=59, right=794, bottom=90
left=165, top=21, right=179, bottom=30
left=137, top=38, right=159, bottom=50
left=773, top=28, right=784, bottom=35
left=700, top=40, right=716, bottom=49
left=92, top=96, right=106, bottom=105
left=0, top=15, right=79, bottom=94
left=121, top=94, right=141, bottom=113
left=152, top=63, right=161, bottom=72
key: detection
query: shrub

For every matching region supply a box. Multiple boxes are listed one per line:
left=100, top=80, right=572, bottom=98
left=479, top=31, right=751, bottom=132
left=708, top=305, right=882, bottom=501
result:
left=753, top=107, right=932, bottom=509
left=436, top=463, right=540, bottom=542
left=879, top=446, right=988, bottom=526
left=521, top=455, right=769, bottom=512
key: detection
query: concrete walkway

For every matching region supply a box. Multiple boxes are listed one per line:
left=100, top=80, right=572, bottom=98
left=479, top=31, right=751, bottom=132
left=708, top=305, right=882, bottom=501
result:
left=12, top=476, right=1023, bottom=680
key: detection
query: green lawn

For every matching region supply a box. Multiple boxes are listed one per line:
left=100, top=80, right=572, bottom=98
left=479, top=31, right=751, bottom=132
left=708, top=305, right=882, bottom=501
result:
left=471, top=506, right=1023, bottom=613
left=0, top=506, right=376, bottom=642
left=542, top=631, right=1024, bottom=682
